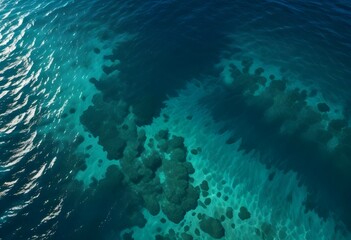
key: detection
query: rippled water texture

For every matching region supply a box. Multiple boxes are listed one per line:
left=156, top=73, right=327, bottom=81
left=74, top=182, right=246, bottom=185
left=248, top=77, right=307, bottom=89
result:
left=0, top=0, right=351, bottom=239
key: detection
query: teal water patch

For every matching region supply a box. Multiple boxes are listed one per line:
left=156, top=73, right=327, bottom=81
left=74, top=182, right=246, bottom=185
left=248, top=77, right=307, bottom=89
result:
left=78, top=76, right=351, bottom=238
left=211, top=54, right=351, bottom=226
left=0, top=0, right=136, bottom=237
left=137, top=81, right=350, bottom=239
left=1, top=0, right=351, bottom=239
left=130, top=82, right=351, bottom=239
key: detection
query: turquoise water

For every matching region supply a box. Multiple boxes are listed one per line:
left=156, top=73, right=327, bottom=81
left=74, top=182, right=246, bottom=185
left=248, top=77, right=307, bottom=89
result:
left=1, top=0, right=351, bottom=239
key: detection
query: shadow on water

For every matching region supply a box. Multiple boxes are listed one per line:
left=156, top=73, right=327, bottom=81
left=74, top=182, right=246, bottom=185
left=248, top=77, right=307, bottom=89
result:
left=90, top=0, right=236, bottom=125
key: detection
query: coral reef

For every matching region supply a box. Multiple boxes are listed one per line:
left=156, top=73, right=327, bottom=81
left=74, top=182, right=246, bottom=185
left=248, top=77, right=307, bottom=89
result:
left=219, top=57, right=351, bottom=195
left=199, top=216, right=225, bottom=239
left=75, top=52, right=351, bottom=239
left=80, top=88, right=200, bottom=233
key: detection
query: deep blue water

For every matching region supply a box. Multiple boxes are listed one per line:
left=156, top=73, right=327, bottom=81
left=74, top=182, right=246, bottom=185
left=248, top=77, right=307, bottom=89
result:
left=1, top=0, right=351, bottom=239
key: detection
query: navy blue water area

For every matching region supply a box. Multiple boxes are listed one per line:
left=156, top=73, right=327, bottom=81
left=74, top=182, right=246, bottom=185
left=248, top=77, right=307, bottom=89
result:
left=1, top=0, right=351, bottom=239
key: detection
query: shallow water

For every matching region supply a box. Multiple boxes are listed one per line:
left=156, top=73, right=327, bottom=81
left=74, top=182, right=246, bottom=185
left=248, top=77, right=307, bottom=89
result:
left=1, top=0, right=351, bottom=239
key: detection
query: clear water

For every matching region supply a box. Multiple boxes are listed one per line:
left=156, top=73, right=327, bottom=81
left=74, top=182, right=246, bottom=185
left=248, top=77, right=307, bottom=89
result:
left=1, top=0, right=351, bottom=239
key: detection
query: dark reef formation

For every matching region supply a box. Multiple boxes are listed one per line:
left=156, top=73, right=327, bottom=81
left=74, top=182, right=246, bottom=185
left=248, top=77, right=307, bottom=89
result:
left=208, top=57, right=351, bottom=227
left=199, top=216, right=225, bottom=239
left=78, top=70, right=203, bottom=237
left=73, top=45, right=351, bottom=237
left=80, top=94, right=130, bottom=160
left=238, top=206, right=251, bottom=221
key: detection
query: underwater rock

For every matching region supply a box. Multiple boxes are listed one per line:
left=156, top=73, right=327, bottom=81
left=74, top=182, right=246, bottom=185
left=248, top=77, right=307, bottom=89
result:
left=204, top=198, right=211, bottom=206
left=226, top=207, right=233, bottom=219
left=183, top=162, right=195, bottom=174
left=80, top=95, right=128, bottom=135
left=268, top=172, right=276, bottom=181
left=102, top=64, right=119, bottom=75
left=317, top=102, right=330, bottom=112
left=167, top=136, right=186, bottom=152
left=104, top=135, right=127, bottom=160
left=139, top=166, right=157, bottom=183
left=127, top=210, right=147, bottom=229
left=164, top=179, right=188, bottom=204
left=241, top=57, right=253, bottom=74
left=254, top=67, right=264, bottom=76
left=181, top=232, right=193, bottom=240
left=163, top=159, right=189, bottom=181
left=154, top=230, right=179, bottom=240
left=156, top=129, right=169, bottom=140
left=76, top=159, right=87, bottom=171
left=181, top=185, right=199, bottom=211
left=93, top=47, right=100, bottom=54
left=199, top=216, right=225, bottom=239
left=170, top=148, right=187, bottom=162
left=286, top=88, right=307, bottom=107
left=256, top=76, right=267, bottom=86
left=103, top=54, right=116, bottom=62
left=143, top=152, right=162, bottom=171
left=161, top=151, right=199, bottom=223
left=190, top=149, right=198, bottom=155
left=157, top=139, right=169, bottom=152
left=90, top=74, right=126, bottom=102
left=238, top=206, right=251, bottom=220
left=161, top=201, right=186, bottom=224
left=89, top=77, right=98, bottom=84
left=200, top=180, right=209, bottom=191
left=329, top=119, right=348, bottom=132
left=127, top=170, right=143, bottom=185
left=80, top=93, right=148, bottom=161
left=143, top=194, right=160, bottom=216
left=120, top=159, right=144, bottom=184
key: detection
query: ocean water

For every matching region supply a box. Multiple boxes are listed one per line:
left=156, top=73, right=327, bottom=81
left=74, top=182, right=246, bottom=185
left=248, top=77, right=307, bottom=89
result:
left=1, top=0, right=351, bottom=239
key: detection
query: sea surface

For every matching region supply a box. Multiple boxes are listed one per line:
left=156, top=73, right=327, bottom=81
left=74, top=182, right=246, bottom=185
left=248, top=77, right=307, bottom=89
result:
left=1, top=0, right=351, bottom=239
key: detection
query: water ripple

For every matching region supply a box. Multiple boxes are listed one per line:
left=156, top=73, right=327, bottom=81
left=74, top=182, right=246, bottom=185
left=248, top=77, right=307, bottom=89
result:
left=0, top=0, right=350, bottom=238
